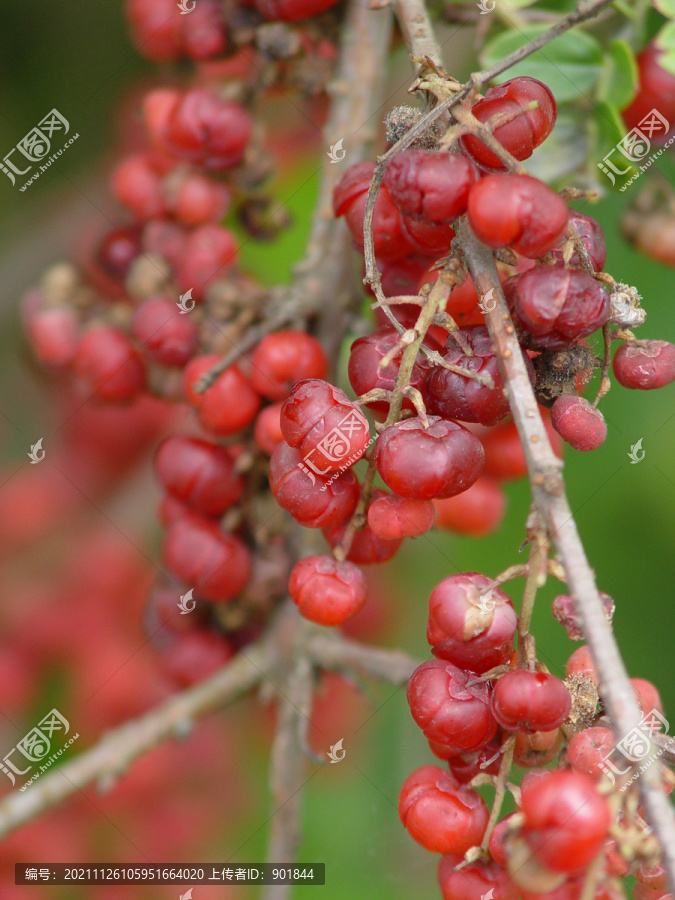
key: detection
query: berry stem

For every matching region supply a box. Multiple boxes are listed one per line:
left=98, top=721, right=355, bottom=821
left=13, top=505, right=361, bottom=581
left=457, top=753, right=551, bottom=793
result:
left=516, top=515, right=549, bottom=669
left=479, top=734, right=516, bottom=852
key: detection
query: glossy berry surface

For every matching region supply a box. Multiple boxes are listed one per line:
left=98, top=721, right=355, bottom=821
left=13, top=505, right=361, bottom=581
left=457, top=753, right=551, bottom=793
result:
left=332, top=162, right=374, bottom=217
left=551, top=212, right=607, bottom=271
left=254, top=402, right=285, bottom=455
left=367, top=494, right=435, bottom=541
left=622, top=42, right=675, bottom=137
left=520, top=769, right=611, bottom=873
left=462, top=76, right=556, bottom=170
left=551, top=396, right=607, bottom=452
left=407, top=659, right=497, bottom=752
left=160, top=630, right=234, bottom=688
left=438, top=854, right=519, bottom=900
left=612, top=340, right=675, bottom=390
left=467, top=174, right=569, bottom=258
left=154, top=435, right=244, bottom=518
left=375, top=416, right=484, bottom=500
left=344, top=184, right=415, bottom=261
left=567, top=726, right=616, bottom=781
left=280, top=379, right=370, bottom=474
left=399, top=765, right=489, bottom=855
left=492, top=670, right=571, bottom=734
left=504, top=266, right=610, bottom=349
left=384, top=149, right=477, bottom=223
left=251, top=331, right=328, bottom=400
left=427, top=572, right=517, bottom=674
left=185, top=359, right=261, bottom=436
left=288, top=554, right=367, bottom=626
left=425, top=326, right=511, bottom=425
left=74, top=327, right=146, bottom=403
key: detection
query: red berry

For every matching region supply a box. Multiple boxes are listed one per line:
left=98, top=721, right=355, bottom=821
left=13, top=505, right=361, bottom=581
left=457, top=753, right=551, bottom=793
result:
left=399, top=765, right=489, bottom=855
left=323, top=499, right=403, bottom=565
left=367, top=494, right=435, bottom=540
left=444, top=732, right=505, bottom=783
left=488, top=814, right=516, bottom=869
left=612, top=340, right=675, bottom=390
left=142, top=218, right=186, bottom=269
left=132, top=295, right=199, bottom=368
left=383, top=150, right=477, bottom=224
left=175, top=223, right=238, bottom=299
left=269, top=441, right=360, bottom=528
left=160, top=630, right=234, bottom=688
left=550, top=396, right=607, bottom=452
left=333, top=161, right=374, bottom=217
left=154, top=435, right=244, bottom=517
left=566, top=645, right=599, bottom=687
left=87, top=227, right=142, bottom=298
left=462, top=76, right=556, bottom=170
left=467, top=174, right=569, bottom=258
left=23, top=298, right=79, bottom=367
left=433, top=476, right=506, bottom=536
left=377, top=254, right=429, bottom=304
left=504, top=266, right=610, bottom=349
left=636, top=862, right=668, bottom=891
left=348, top=326, right=430, bottom=415
left=567, top=727, right=616, bottom=781
left=255, top=0, right=340, bottom=23
left=492, top=670, right=571, bottom=734
left=623, top=42, right=675, bottom=138
left=425, top=326, right=512, bottom=425
left=513, top=728, right=562, bottom=768
left=480, top=413, right=562, bottom=481
left=288, top=554, right=367, bottom=626
left=520, top=769, right=611, bottom=873
left=180, top=0, right=228, bottom=59
left=407, top=659, right=497, bottom=752
left=344, top=185, right=415, bottom=262
left=74, top=327, right=146, bottom=403
left=162, top=513, right=251, bottom=602
left=112, top=153, right=167, bottom=221
left=631, top=677, right=663, bottom=715
left=126, top=0, right=182, bottom=61
left=551, top=591, right=614, bottom=642
left=184, top=358, right=261, bottom=436
left=399, top=215, right=456, bottom=255
left=551, top=212, right=606, bottom=271
left=167, top=170, right=230, bottom=226
left=427, top=572, right=517, bottom=674
left=254, top=402, right=284, bottom=454
left=280, top=379, right=370, bottom=475
left=250, top=331, right=328, bottom=400
left=438, top=854, right=519, bottom=900
left=164, top=89, right=252, bottom=170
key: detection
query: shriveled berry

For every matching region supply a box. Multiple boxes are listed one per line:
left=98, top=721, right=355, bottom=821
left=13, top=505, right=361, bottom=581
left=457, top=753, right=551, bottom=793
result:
left=425, top=326, right=511, bottom=425
left=162, top=514, right=251, bottom=602
left=468, top=174, right=569, bottom=258
left=552, top=212, right=606, bottom=271
left=550, top=396, right=607, bottom=452
left=280, top=379, right=370, bottom=474
left=433, top=477, right=506, bottom=537
left=288, top=554, right=367, bottom=626
left=375, top=416, right=484, bottom=500
left=333, top=161, right=374, bottom=217
left=164, top=89, right=252, bottom=170
left=344, top=184, right=415, bottom=262
left=399, top=765, right=489, bottom=855
left=444, top=733, right=505, bottom=784
left=269, top=441, right=360, bottom=528
left=462, top=76, right=556, bottom=170
left=251, top=330, right=328, bottom=400
left=613, top=340, right=675, bottom=390
left=154, top=435, right=244, bottom=517
left=407, top=659, right=497, bottom=752
left=427, top=572, right=517, bottom=674
left=74, top=327, right=146, bottom=403
left=492, top=670, right=571, bottom=734
left=367, top=494, right=435, bottom=540
left=567, top=727, right=616, bottom=781
left=384, top=150, right=477, bottom=224
left=552, top=592, right=614, bottom=641
left=504, top=266, right=610, bottom=349
left=132, top=295, right=199, bottom=367
left=513, top=729, right=562, bottom=768
left=348, top=326, right=430, bottom=414
left=399, top=215, right=455, bottom=255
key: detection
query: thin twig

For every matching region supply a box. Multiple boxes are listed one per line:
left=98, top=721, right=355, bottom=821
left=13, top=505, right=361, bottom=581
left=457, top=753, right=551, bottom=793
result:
left=307, top=634, right=420, bottom=684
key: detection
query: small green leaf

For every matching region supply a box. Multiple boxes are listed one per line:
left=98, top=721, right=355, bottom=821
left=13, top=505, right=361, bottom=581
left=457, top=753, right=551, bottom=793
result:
left=655, top=23, right=675, bottom=74
left=654, top=0, right=675, bottom=18
left=480, top=25, right=604, bottom=103
left=597, top=39, right=639, bottom=110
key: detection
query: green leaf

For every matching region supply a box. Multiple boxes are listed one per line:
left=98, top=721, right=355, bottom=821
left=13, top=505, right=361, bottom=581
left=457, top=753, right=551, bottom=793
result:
left=597, top=39, right=638, bottom=110
left=654, top=0, right=675, bottom=18
left=480, top=25, right=604, bottom=103
left=655, top=22, right=675, bottom=74
left=590, top=101, right=639, bottom=192
left=501, top=0, right=540, bottom=8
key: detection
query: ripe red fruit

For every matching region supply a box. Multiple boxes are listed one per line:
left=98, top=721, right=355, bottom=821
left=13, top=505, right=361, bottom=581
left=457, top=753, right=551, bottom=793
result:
left=407, top=659, right=497, bottom=752
left=433, top=476, right=506, bottom=537
left=550, top=396, right=607, bottom=452
left=504, top=266, right=610, bottom=349
left=164, top=89, right=252, bottom=169
left=425, top=326, right=511, bottom=425
left=631, top=677, right=663, bottom=715
left=383, top=150, right=477, bottom=224
left=344, top=184, right=415, bottom=261
left=467, top=174, right=569, bottom=258
left=488, top=813, right=517, bottom=869
left=461, top=76, right=556, bottom=170
left=480, top=413, right=563, bottom=481
left=250, top=331, right=328, bottom=400
left=255, top=0, right=341, bottom=23
left=288, top=554, right=367, bottom=626
left=126, top=0, right=182, bottom=62
left=322, top=492, right=403, bottom=565
left=332, top=161, right=374, bottom=217
left=427, top=573, right=517, bottom=674
left=162, top=514, right=251, bottom=602
left=74, top=327, right=146, bottom=402
left=551, top=212, right=607, bottom=271
left=132, top=295, right=199, bottom=368
left=175, top=223, right=238, bottom=299
left=367, top=494, right=435, bottom=540
left=567, top=727, right=616, bottom=781
left=612, top=340, right=675, bottom=390
left=183, top=357, right=261, bottom=435
left=112, top=153, right=166, bottom=221
left=492, top=670, right=571, bottom=734
left=399, top=215, right=456, bottom=255
left=399, top=766, right=489, bottom=855
left=441, top=732, right=505, bottom=783
left=348, top=326, right=431, bottom=414
left=438, top=854, right=519, bottom=900
left=269, top=441, right=360, bottom=528
left=160, top=630, right=234, bottom=688
left=623, top=42, right=675, bottom=138
left=166, top=170, right=230, bottom=226
left=375, top=416, right=484, bottom=500
left=86, top=227, right=142, bottom=298
left=154, top=435, right=244, bottom=517
left=520, top=769, right=611, bottom=873
left=253, top=402, right=284, bottom=454
left=280, top=379, right=370, bottom=475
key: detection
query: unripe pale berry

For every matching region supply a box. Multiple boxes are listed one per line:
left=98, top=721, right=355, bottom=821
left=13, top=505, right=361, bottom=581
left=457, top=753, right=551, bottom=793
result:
left=612, top=340, right=675, bottom=390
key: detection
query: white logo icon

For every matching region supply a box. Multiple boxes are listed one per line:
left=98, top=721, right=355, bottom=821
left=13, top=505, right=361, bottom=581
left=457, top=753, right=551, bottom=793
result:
left=179, top=890, right=194, bottom=900
left=478, top=288, right=497, bottom=313
left=476, top=0, right=496, bottom=13
left=177, top=0, right=196, bottom=12
left=481, top=891, right=495, bottom=900
left=0, top=108, right=70, bottom=187
left=177, top=589, right=196, bottom=615
left=628, top=438, right=645, bottom=464
left=327, top=138, right=346, bottom=164
left=478, top=587, right=497, bottom=613
left=327, top=738, right=346, bottom=763
left=177, top=288, right=195, bottom=314
left=28, top=438, right=45, bottom=464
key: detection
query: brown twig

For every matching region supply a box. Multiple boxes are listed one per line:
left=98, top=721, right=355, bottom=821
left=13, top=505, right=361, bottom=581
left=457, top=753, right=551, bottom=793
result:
left=307, top=634, right=420, bottom=684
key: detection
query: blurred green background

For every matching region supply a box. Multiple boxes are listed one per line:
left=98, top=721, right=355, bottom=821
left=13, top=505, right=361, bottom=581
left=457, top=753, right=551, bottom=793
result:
left=0, top=2, right=673, bottom=898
